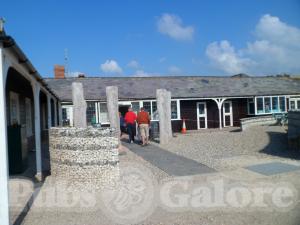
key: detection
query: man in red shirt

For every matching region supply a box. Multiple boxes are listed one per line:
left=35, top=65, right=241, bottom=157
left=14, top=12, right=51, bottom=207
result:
left=124, top=107, right=137, bottom=143
left=137, top=107, right=150, bottom=146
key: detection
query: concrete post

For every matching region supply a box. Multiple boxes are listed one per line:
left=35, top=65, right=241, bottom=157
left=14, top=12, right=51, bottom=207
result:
left=47, top=94, right=52, bottom=128
left=157, top=89, right=172, bottom=145
left=32, top=82, right=42, bottom=180
left=106, top=86, right=120, bottom=137
left=58, top=101, right=63, bottom=126
left=0, top=47, right=10, bottom=225
left=53, top=99, right=58, bottom=126
left=72, top=82, right=87, bottom=128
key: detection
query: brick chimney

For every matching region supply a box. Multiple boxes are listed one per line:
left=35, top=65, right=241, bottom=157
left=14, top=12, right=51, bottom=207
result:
left=54, top=65, right=65, bottom=79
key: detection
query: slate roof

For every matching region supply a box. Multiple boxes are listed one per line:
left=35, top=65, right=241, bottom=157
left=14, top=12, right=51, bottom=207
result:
left=44, top=76, right=300, bottom=102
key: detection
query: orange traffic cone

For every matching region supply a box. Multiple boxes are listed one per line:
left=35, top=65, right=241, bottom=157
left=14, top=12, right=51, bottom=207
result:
left=181, top=119, right=187, bottom=134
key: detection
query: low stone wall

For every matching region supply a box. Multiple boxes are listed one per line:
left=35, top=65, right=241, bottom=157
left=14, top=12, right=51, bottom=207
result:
left=288, top=111, right=300, bottom=150
left=240, top=115, right=277, bottom=131
left=49, top=127, right=119, bottom=189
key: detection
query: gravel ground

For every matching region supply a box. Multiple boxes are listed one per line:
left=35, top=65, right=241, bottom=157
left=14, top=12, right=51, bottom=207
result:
left=159, top=125, right=299, bottom=171
left=21, top=125, right=300, bottom=225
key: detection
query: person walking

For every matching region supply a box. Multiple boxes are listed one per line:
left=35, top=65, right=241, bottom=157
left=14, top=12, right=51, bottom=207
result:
left=119, top=112, right=126, bottom=137
left=124, top=107, right=137, bottom=143
left=137, top=107, right=150, bottom=146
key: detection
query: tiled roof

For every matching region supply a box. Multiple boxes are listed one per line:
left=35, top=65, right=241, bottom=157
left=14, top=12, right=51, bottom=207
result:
left=44, top=76, right=300, bottom=102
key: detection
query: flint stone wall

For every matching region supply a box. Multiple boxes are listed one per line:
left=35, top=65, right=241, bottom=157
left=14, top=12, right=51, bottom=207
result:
left=49, top=127, right=119, bottom=189
left=288, top=111, right=300, bottom=150
left=240, top=115, right=277, bottom=131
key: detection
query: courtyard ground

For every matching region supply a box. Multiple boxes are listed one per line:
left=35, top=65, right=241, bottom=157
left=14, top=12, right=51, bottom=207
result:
left=10, top=125, right=300, bottom=225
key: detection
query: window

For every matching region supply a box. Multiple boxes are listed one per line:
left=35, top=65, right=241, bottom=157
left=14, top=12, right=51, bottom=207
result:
left=279, top=97, right=286, bottom=112
left=171, top=101, right=178, bottom=119
left=289, top=98, right=300, bottom=110
left=99, top=103, right=109, bottom=123
left=131, top=102, right=140, bottom=114
left=264, top=97, right=271, bottom=113
left=25, top=98, right=32, bottom=137
left=247, top=98, right=255, bottom=114
left=143, top=101, right=151, bottom=115
left=257, top=97, right=264, bottom=114
left=151, top=101, right=159, bottom=120
left=272, top=97, right=279, bottom=112
left=298, top=100, right=300, bottom=110
left=86, top=102, right=96, bottom=125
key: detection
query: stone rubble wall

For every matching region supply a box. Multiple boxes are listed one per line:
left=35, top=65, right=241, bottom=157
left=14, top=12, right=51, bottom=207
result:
left=288, top=111, right=300, bottom=150
left=240, top=115, right=277, bottom=131
left=49, top=127, right=119, bottom=189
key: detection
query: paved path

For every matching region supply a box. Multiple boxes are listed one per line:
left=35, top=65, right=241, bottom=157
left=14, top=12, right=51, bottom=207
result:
left=122, top=141, right=216, bottom=176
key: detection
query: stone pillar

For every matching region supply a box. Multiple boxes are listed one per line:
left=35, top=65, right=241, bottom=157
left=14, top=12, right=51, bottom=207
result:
left=58, top=101, right=63, bottom=126
left=157, top=89, right=172, bottom=145
left=53, top=99, right=58, bottom=126
left=106, top=86, right=120, bottom=137
left=0, top=47, right=9, bottom=225
left=72, top=82, right=87, bottom=128
left=32, top=82, right=42, bottom=180
left=47, top=94, right=52, bottom=128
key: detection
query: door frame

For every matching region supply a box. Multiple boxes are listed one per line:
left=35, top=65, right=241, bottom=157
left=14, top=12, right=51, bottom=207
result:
left=196, top=102, right=207, bottom=129
left=223, top=100, right=233, bottom=127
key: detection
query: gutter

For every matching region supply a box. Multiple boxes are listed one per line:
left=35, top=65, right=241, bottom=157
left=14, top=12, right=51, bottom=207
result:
left=0, top=33, right=59, bottom=100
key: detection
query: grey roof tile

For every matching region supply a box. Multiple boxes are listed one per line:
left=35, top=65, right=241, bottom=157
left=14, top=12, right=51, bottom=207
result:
left=43, top=76, right=300, bottom=102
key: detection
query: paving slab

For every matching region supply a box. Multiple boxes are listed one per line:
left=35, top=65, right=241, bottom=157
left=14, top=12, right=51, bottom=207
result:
left=123, top=141, right=216, bottom=176
left=245, top=162, right=300, bottom=176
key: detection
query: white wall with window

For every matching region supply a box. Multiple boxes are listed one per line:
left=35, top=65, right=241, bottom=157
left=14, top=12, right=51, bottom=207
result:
left=289, top=97, right=300, bottom=110
left=253, top=96, right=286, bottom=115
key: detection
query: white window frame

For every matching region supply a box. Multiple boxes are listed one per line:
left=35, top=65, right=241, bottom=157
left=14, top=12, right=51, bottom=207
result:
left=255, top=96, right=287, bottom=115
left=289, top=97, right=300, bottom=110
left=223, top=100, right=233, bottom=127
left=196, top=102, right=207, bottom=129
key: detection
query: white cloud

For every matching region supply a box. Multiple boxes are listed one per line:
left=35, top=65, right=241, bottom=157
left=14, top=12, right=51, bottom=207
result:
left=100, top=60, right=122, bottom=74
left=206, top=14, right=300, bottom=75
left=206, top=41, right=255, bottom=74
left=132, top=70, right=150, bottom=77
left=168, top=66, right=182, bottom=74
left=127, top=60, right=139, bottom=69
left=157, top=13, right=194, bottom=41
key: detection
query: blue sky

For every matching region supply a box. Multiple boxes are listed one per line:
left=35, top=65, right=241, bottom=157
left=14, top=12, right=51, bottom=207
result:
left=2, top=0, right=300, bottom=77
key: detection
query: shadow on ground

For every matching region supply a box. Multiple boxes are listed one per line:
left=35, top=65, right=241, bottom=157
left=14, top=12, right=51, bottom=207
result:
left=259, top=131, right=300, bottom=160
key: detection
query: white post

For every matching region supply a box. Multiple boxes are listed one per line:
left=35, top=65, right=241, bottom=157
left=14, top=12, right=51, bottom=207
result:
left=32, top=82, right=42, bottom=181
left=58, top=101, right=62, bottom=126
left=0, top=47, right=10, bottom=225
left=213, top=98, right=226, bottom=130
left=53, top=99, right=57, bottom=126
left=47, top=94, right=52, bottom=128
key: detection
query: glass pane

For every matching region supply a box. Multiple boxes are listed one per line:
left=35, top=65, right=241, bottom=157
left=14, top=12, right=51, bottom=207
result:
left=86, top=102, right=96, bottom=125
left=279, top=97, right=285, bottom=112
left=272, top=97, right=279, bottom=112
left=297, top=100, right=300, bottom=109
left=99, top=103, right=109, bottom=123
left=171, top=101, right=178, bottom=119
left=264, top=97, right=271, bottom=113
left=152, top=101, right=159, bottom=120
left=248, top=98, right=255, bottom=114
left=131, top=102, right=140, bottom=114
left=256, top=98, right=264, bottom=114
left=143, top=101, right=151, bottom=115
left=224, top=102, right=230, bottom=113
left=290, top=101, right=296, bottom=110
left=198, top=103, right=205, bottom=115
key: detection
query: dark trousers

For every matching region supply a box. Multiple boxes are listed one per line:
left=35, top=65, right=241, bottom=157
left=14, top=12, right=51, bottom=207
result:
left=127, top=123, right=135, bottom=142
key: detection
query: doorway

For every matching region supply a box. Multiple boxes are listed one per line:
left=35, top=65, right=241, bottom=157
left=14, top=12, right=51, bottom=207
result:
left=119, top=105, right=131, bottom=117
left=197, top=102, right=207, bottom=129
left=223, top=101, right=233, bottom=127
